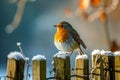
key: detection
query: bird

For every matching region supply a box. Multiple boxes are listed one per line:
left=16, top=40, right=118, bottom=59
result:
left=54, top=21, right=86, bottom=55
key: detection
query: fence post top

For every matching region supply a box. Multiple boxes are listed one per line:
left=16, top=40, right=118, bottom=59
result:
left=76, top=54, right=88, bottom=60
left=54, top=51, right=70, bottom=59
left=32, top=54, right=46, bottom=61
left=114, top=51, right=120, bottom=56
left=91, top=49, right=113, bottom=56
left=7, top=51, right=25, bottom=60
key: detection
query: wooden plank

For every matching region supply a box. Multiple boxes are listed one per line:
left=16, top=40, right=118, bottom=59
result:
left=32, top=60, right=46, bottom=80
left=6, top=59, right=25, bottom=80
left=115, top=56, right=120, bottom=80
left=101, top=54, right=111, bottom=80
left=54, top=56, right=71, bottom=80
left=92, top=54, right=105, bottom=80
left=92, top=54, right=101, bottom=80
left=75, top=58, right=89, bottom=80
left=92, top=53, right=115, bottom=80
left=109, top=56, right=115, bottom=80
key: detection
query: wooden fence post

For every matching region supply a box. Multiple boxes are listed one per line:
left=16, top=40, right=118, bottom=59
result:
left=92, top=50, right=104, bottom=80
left=32, top=55, right=46, bottom=80
left=109, top=55, right=115, bottom=80
left=75, top=54, right=89, bottom=80
left=6, top=51, right=25, bottom=80
left=114, top=52, right=120, bottom=80
left=91, top=50, right=114, bottom=80
left=54, top=52, right=71, bottom=80
left=101, top=51, right=114, bottom=80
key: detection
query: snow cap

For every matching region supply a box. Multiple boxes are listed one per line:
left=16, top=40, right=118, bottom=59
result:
left=114, top=51, right=120, bottom=56
left=17, top=42, right=21, bottom=46
left=91, top=49, right=101, bottom=55
left=101, top=50, right=113, bottom=56
left=76, top=54, right=88, bottom=60
left=32, top=54, right=46, bottom=61
left=8, top=51, right=24, bottom=60
left=54, top=51, right=70, bottom=59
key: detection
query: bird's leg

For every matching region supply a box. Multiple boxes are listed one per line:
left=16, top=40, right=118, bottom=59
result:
left=69, top=51, right=73, bottom=56
left=78, top=50, right=83, bottom=55
left=78, top=47, right=84, bottom=55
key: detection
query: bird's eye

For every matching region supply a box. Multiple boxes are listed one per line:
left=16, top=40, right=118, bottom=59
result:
left=61, top=25, right=64, bottom=28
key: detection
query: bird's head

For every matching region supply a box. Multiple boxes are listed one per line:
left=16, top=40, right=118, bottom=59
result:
left=54, top=21, right=73, bottom=31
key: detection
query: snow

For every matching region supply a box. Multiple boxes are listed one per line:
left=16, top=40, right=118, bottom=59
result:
left=100, top=50, right=106, bottom=55
left=76, top=54, right=88, bottom=60
left=51, top=61, right=54, bottom=64
left=114, top=51, right=120, bottom=56
left=101, top=50, right=113, bottom=56
left=8, top=51, right=24, bottom=60
left=17, top=42, right=21, bottom=46
left=91, top=49, right=101, bottom=55
left=54, top=51, right=70, bottom=59
left=25, top=57, right=29, bottom=60
left=32, top=55, right=46, bottom=61
left=91, top=49, right=113, bottom=56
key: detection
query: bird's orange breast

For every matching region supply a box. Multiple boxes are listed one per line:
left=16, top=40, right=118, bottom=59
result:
left=54, top=27, right=69, bottom=43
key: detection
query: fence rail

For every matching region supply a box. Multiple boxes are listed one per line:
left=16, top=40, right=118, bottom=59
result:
left=1, top=50, right=120, bottom=80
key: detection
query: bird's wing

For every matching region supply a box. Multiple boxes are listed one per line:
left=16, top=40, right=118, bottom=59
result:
left=70, top=29, right=87, bottom=49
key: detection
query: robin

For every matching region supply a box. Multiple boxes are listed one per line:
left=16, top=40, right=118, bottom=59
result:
left=54, top=21, right=86, bottom=55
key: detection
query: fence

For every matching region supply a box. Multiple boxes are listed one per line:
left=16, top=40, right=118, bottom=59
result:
left=2, top=50, right=120, bottom=80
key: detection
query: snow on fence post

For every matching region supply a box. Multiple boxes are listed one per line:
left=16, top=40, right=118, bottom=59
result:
left=91, top=50, right=114, bottom=80
left=6, top=51, right=25, bottom=80
left=32, top=55, right=46, bottom=80
left=75, top=54, right=89, bottom=80
left=114, top=51, right=120, bottom=80
left=54, top=51, right=71, bottom=80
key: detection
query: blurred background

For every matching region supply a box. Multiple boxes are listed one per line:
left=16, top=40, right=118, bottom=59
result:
left=0, top=0, right=120, bottom=79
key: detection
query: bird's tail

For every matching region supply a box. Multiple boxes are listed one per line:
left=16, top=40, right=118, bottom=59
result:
left=78, top=47, right=84, bottom=55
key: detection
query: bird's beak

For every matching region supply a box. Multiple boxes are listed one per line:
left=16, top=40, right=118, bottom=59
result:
left=54, top=25, right=57, bottom=27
